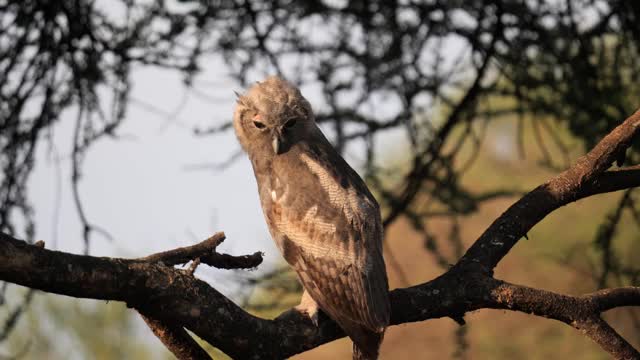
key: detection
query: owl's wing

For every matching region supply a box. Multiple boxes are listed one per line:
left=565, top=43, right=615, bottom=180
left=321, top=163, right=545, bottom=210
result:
left=268, top=136, right=390, bottom=333
left=295, top=235, right=389, bottom=332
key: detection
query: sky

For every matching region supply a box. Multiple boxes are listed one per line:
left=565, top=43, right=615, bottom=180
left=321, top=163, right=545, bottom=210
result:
left=28, top=55, right=279, bottom=296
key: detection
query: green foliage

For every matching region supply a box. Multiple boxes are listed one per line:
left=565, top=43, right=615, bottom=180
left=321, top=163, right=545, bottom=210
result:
left=1, top=291, right=172, bottom=360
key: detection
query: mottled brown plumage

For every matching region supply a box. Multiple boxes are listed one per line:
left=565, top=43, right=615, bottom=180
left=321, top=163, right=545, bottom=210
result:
left=233, top=76, right=390, bottom=359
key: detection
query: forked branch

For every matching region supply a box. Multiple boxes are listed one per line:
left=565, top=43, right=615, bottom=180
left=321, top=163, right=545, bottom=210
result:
left=459, top=108, right=640, bottom=273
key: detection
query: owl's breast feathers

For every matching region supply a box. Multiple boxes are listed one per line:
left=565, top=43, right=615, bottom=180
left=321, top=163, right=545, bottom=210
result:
left=257, top=138, right=390, bottom=337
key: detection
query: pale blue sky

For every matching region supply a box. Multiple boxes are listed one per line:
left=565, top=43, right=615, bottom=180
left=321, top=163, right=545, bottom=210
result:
left=28, top=55, right=283, bottom=295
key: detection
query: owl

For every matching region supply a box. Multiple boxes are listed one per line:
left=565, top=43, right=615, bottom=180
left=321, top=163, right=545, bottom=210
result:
left=233, top=76, right=390, bottom=360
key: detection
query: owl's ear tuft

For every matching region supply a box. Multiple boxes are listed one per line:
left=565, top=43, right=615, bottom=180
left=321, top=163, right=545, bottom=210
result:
left=234, top=91, right=249, bottom=107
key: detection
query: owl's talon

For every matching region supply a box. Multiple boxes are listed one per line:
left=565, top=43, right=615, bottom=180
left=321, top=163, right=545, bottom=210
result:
left=310, top=310, right=319, bottom=327
left=295, top=304, right=319, bottom=326
left=295, top=290, right=320, bottom=327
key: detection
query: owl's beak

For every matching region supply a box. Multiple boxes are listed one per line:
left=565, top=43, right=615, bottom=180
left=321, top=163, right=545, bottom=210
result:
left=272, top=133, right=286, bottom=155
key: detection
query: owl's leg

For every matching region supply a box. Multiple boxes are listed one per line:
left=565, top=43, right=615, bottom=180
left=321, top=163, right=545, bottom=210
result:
left=294, top=290, right=319, bottom=326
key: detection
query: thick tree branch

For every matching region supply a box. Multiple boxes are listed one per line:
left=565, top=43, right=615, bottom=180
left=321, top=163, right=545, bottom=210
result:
left=575, top=317, right=639, bottom=360
left=485, top=279, right=640, bottom=321
left=2, top=233, right=640, bottom=359
left=485, top=279, right=640, bottom=359
left=0, top=233, right=264, bottom=358
left=458, top=109, right=640, bottom=273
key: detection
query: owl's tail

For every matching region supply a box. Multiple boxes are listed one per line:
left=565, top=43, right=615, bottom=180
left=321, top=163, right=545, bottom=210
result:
left=351, top=329, right=384, bottom=360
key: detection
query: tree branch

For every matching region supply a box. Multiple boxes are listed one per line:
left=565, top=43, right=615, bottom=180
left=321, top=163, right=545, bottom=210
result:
left=484, top=279, right=640, bottom=359
left=575, top=316, right=639, bottom=360
left=139, top=312, right=212, bottom=360
left=138, top=232, right=263, bottom=270
left=2, top=232, right=639, bottom=359
left=458, top=109, right=640, bottom=273
left=0, top=232, right=264, bottom=358
left=139, top=232, right=226, bottom=265
left=588, top=287, right=640, bottom=312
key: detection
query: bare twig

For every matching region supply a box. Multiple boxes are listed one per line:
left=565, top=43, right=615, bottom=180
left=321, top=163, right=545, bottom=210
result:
left=139, top=232, right=263, bottom=270
left=187, top=258, right=201, bottom=276
left=140, top=232, right=225, bottom=265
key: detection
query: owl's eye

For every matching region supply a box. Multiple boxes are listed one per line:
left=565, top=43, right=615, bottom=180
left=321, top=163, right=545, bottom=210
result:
left=253, top=121, right=266, bottom=129
left=284, top=119, right=297, bottom=129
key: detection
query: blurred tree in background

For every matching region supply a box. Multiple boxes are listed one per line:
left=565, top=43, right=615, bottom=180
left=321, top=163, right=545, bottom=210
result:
left=1, top=0, right=639, bottom=358
left=2, top=288, right=172, bottom=360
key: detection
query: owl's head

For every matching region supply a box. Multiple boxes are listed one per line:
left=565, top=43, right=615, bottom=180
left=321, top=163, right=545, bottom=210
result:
left=233, top=76, right=314, bottom=157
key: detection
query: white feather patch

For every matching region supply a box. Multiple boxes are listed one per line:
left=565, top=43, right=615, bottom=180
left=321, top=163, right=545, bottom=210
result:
left=303, top=205, right=337, bottom=234
left=299, top=153, right=373, bottom=224
left=276, top=203, right=357, bottom=261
